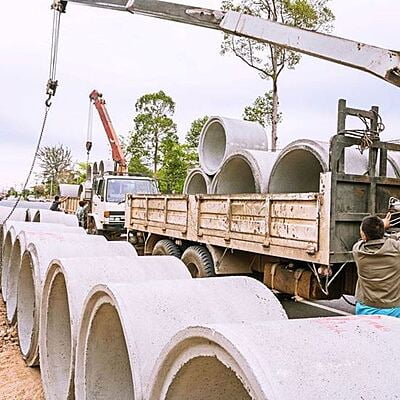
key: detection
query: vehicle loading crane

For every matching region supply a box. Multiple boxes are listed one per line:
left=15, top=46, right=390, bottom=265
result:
left=88, top=89, right=128, bottom=175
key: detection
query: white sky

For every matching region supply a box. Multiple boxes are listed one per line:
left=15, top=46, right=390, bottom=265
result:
left=1, top=0, right=400, bottom=190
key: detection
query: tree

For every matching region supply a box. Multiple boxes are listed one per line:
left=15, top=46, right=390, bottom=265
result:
left=32, top=184, right=45, bottom=198
left=184, top=115, right=209, bottom=166
left=128, top=91, right=178, bottom=174
left=37, top=144, right=73, bottom=195
left=156, top=138, right=190, bottom=194
left=221, top=0, right=334, bottom=150
left=243, top=91, right=282, bottom=128
left=185, top=116, right=209, bottom=150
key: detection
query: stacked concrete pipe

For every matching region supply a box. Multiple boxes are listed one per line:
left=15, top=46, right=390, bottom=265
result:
left=74, top=277, right=287, bottom=399
left=267, top=139, right=397, bottom=194
left=149, top=316, right=400, bottom=400
left=1, top=222, right=84, bottom=304
left=211, top=150, right=279, bottom=194
left=92, top=161, right=99, bottom=177
left=18, top=239, right=137, bottom=367
left=183, top=168, right=212, bottom=195
left=33, top=209, right=78, bottom=226
left=199, top=117, right=268, bottom=175
left=40, top=255, right=191, bottom=400
left=5, top=229, right=93, bottom=325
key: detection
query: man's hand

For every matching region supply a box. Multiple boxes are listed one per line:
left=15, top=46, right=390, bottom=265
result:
left=383, top=212, right=391, bottom=230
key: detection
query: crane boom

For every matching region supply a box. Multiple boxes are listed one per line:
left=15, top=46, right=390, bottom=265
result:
left=63, top=0, right=400, bottom=87
left=89, top=89, right=128, bottom=174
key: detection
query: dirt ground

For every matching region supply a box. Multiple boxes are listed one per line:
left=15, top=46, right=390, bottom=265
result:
left=0, top=295, right=43, bottom=400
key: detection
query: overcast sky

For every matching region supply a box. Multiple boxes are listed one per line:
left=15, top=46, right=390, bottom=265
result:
left=1, top=0, right=400, bottom=191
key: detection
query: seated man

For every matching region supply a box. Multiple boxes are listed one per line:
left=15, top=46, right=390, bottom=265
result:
left=353, top=213, right=400, bottom=318
left=49, top=195, right=67, bottom=211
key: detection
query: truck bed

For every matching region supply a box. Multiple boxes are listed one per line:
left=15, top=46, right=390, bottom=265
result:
left=126, top=174, right=331, bottom=265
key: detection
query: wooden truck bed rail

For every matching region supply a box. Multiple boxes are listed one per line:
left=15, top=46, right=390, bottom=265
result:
left=126, top=175, right=331, bottom=265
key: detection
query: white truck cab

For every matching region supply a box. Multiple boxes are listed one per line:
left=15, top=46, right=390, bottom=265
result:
left=89, top=174, right=158, bottom=238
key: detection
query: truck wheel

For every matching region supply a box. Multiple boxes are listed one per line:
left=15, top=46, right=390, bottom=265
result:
left=152, top=239, right=181, bottom=258
left=181, top=246, right=215, bottom=278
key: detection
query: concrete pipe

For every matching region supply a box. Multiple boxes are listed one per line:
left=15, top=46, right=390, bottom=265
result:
left=18, top=240, right=137, bottom=367
left=199, top=116, right=268, bottom=175
left=211, top=150, right=279, bottom=194
left=268, top=139, right=371, bottom=193
left=33, top=209, right=78, bottom=226
left=183, top=168, right=212, bottom=194
left=87, top=163, right=93, bottom=181
left=59, top=184, right=80, bottom=197
left=25, top=208, right=39, bottom=222
left=92, top=162, right=99, bottom=176
left=99, top=159, right=115, bottom=175
left=75, top=277, right=287, bottom=400
left=40, top=255, right=190, bottom=400
left=1, top=221, right=85, bottom=301
left=150, top=315, right=400, bottom=400
left=6, top=229, right=91, bottom=325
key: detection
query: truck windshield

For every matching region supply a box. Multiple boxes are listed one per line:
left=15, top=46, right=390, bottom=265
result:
left=106, top=179, right=158, bottom=203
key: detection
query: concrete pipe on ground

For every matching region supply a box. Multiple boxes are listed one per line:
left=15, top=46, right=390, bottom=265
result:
left=87, top=163, right=93, bottom=181
left=183, top=168, right=212, bottom=194
left=268, top=139, right=373, bottom=193
left=211, top=150, right=279, bottom=194
left=40, top=255, right=190, bottom=400
left=5, top=229, right=94, bottom=325
left=3, top=225, right=85, bottom=318
left=25, top=208, right=39, bottom=222
left=59, top=184, right=80, bottom=198
left=74, top=277, right=287, bottom=400
left=150, top=316, right=400, bottom=400
left=33, top=209, right=78, bottom=227
left=199, top=116, right=268, bottom=175
left=18, top=239, right=137, bottom=367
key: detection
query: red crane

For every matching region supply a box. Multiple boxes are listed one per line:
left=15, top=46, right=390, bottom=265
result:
left=88, top=89, right=128, bottom=174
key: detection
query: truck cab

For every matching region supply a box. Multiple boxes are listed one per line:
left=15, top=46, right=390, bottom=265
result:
left=90, top=174, right=158, bottom=239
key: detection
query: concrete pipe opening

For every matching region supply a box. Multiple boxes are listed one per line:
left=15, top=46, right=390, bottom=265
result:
left=183, top=169, right=211, bottom=195
left=199, top=117, right=268, bottom=175
left=211, top=150, right=277, bottom=194
left=93, top=162, right=99, bottom=176
left=166, top=356, right=251, bottom=400
left=44, top=272, right=72, bottom=400
left=18, top=253, right=35, bottom=357
left=269, top=148, right=325, bottom=193
left=6, top=238, right=22, bottom=323
left=1, top=230, right=14, bottom=297
left=85, top=301, right=134, bottom=400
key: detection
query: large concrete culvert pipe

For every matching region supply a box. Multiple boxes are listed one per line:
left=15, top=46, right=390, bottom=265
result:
left=183, top=168, right=212, bottom=194
left=75, top=277, right=287, bottom=400
left=33, top=209, right=79, bottom=226
left=149, top=316, right=400, bottom=400
left=1, top=222, right=84, bottom=302
left=40, top=255, right=190, bottom=400
left=199, top=117, right=268, bottom=175
left=267, top=139, right=374, bottom=193
left=99, top=159, right=115, bottom=175
left=18, top=239, right=137, bottom=367
left=211, top=150, right=279, bottom=194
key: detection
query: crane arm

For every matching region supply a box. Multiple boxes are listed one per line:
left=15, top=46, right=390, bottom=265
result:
left=63, top=0, right=400, bottom=87
left=89, top=89, right=128, bottom=173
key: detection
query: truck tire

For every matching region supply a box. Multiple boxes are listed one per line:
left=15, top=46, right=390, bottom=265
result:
left=152, top=239, right=181, bottom=258
left=181, top=246, right=215, bottom=278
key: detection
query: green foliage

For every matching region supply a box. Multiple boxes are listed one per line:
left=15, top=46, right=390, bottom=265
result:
left=72, top=162, right=89, bottom=184
left=128, top=156, right=153, bottom=177
left=221, top=0, right=334, bottom=148
left=128, top=91, right=178, bottom=174
left=185, top=116, right=209, bottom=150
left=156, top=138, right=191, bottom=194
left=243, top=91, right=282, bottom=128
left=7, top=187, right=18, bottom=197
left=32, top=185, right=45, bottom=198
left=184, top=115, right=209, bottom=166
